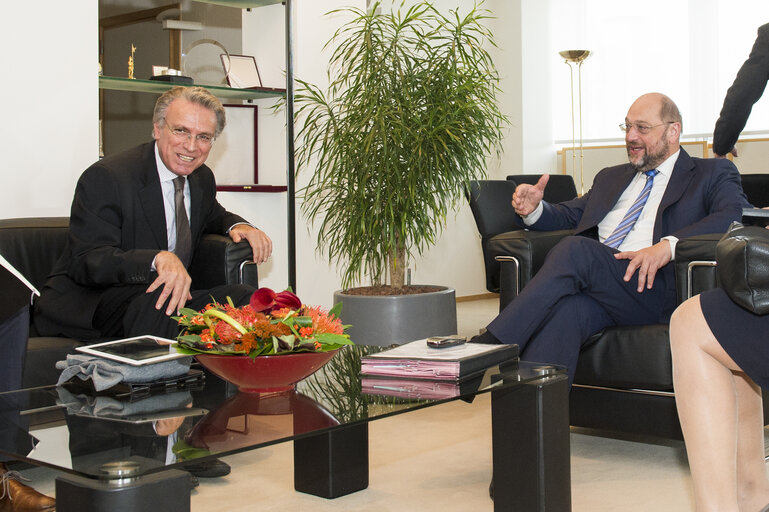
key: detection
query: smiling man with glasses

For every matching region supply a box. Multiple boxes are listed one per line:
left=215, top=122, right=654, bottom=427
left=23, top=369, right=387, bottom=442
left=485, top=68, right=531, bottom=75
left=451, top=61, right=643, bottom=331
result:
left=472, top=92, right=750, bottom=387
left=35, top=86, right=272, bottom=343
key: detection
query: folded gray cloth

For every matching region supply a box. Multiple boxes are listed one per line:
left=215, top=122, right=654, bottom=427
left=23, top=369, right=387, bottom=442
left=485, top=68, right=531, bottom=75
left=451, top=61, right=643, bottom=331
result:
left=56, top=387, right=193, bottom=419
left=56, top=354, right=192, bottom=392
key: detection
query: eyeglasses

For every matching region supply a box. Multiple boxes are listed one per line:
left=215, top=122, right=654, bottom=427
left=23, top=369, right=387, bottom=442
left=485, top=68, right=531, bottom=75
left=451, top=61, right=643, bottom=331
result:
left=619, top=122, right=674, bottom=135
left=165, top=123, right=215, bottom=147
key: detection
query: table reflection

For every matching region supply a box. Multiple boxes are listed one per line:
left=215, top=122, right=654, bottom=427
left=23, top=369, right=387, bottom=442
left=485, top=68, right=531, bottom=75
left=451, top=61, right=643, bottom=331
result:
left=188, top=390, right=339, bottom=453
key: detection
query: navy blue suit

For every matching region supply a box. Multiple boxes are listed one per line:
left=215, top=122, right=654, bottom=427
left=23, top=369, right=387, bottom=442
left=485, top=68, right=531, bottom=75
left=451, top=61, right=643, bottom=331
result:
left=487, top=148, right=747, bottom=382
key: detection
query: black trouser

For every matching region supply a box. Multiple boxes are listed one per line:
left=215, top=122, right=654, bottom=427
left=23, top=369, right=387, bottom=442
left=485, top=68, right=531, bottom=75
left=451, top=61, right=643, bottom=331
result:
left=94, top=284, right=255, bottom=339
left=0, top=306, right=29, bottom=393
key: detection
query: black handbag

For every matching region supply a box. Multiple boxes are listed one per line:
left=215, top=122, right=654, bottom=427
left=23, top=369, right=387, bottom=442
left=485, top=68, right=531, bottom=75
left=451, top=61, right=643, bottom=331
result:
left=716, top=223, right=769, bottom=315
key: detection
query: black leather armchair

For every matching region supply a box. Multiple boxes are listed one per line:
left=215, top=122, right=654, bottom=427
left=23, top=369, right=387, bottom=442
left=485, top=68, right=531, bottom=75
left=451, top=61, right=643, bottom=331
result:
left=489, top=229, right=769, bottom=439
left=466, top=175, right=577, bottom=293
left=0, top=217, right=258, bottom=390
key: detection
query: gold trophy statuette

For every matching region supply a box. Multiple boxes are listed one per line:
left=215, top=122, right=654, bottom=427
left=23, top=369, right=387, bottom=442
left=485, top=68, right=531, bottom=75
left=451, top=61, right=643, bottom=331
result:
left=128, top=44, right=136, bottom=79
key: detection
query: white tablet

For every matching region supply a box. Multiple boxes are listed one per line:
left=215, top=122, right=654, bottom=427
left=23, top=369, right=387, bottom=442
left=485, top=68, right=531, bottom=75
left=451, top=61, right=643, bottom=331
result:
left=76, top=336, right=188, bottom=366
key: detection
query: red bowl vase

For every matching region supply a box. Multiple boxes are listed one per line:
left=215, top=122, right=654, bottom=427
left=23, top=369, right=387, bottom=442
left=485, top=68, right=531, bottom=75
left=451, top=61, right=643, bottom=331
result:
left=195, top=350, right=339, bottom=393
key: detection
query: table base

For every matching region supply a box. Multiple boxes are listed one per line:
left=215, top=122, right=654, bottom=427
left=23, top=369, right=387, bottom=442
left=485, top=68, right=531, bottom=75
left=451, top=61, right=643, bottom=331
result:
left=55, top=469, right=190, bottom=512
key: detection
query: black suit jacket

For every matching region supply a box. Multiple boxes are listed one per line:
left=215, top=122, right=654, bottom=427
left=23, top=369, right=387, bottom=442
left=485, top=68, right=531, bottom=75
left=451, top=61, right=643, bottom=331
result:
left=35, top=142, right=246, bottom=339
left=713, top=23, right=769, bottom=156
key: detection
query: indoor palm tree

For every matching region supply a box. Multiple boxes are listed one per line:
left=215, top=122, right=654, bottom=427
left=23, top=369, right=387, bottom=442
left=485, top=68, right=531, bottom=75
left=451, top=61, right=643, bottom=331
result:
left=294, top=1, right=506, bottom=291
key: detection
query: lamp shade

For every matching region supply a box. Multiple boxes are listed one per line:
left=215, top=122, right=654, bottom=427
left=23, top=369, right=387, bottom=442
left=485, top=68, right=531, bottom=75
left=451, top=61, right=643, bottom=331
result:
left=559, top=50, right=591, bottom=63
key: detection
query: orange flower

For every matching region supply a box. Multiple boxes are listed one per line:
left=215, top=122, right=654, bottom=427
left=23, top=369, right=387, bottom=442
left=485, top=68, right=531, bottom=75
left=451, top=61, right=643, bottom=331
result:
left=270, top=307, right=292, bottom=319
left=304, top=306, right=344, bottom=335
left=214, top=321, right=241, bottom=344
left=299, top=326, right=314, bottom=337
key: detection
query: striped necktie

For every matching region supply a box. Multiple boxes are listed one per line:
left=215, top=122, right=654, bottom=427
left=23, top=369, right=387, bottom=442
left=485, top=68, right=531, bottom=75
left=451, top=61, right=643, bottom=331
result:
left=604, top=169, right=659, bottom=249
left=173, top=176, right=192, bottom=265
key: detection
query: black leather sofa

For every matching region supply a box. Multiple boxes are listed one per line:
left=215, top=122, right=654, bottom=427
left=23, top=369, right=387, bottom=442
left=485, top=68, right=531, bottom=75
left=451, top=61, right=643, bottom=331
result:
left=0, top=217, right=258, bottom=390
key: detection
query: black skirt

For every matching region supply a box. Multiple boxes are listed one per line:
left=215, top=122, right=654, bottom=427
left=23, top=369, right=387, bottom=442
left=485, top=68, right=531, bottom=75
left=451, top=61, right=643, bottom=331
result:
left=700, top=288, right=769, bottom=389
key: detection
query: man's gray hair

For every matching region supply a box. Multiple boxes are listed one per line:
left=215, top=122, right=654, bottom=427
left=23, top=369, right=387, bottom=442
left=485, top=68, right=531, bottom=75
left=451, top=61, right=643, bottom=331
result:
left=153, top=86, right=226, bottom=137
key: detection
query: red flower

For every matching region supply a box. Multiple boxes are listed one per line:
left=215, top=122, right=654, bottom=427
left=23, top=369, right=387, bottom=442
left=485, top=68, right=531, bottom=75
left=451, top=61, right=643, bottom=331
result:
left=249, top=287, right=302, bottom=313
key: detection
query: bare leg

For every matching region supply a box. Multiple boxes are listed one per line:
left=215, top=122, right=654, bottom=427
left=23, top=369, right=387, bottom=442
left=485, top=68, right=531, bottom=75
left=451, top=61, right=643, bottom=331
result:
left=735, top=373, right=769, bottom=511
left=670, top=296, right=769, bottom=512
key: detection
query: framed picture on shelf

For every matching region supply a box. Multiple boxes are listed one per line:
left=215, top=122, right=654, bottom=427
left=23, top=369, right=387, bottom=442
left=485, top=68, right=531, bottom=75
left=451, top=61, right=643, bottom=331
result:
left=221, top=54, right=262, bottom=89
left=206, top=104, right=258, bottom=189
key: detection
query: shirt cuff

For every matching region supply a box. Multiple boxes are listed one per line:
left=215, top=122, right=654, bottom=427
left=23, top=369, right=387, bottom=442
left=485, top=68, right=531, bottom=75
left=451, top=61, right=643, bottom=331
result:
left=662, top=236, right=678, bottom=260
left=227, top=222, right=254, bottom=233
left=522, top=201, right=545, bottom=226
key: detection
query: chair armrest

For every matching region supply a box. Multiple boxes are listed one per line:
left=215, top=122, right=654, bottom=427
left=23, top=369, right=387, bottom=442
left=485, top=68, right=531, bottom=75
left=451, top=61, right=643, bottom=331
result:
left=674, top=233, right=722, bottom=305
left=189, top=234, right=258, bottom=290
left=489, top=229, right=573, bottom=310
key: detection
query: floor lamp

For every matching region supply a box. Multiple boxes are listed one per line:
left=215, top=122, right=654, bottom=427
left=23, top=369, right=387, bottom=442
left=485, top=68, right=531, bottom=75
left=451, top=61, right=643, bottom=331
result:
left=559, top=50, right=590, bottom=195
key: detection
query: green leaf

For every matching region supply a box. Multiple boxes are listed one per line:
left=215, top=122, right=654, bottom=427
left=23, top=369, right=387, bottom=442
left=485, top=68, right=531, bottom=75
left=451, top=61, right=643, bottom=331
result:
left=328, top=301, right=343, bottom=318
left=285, top=0, right=507, bottom=288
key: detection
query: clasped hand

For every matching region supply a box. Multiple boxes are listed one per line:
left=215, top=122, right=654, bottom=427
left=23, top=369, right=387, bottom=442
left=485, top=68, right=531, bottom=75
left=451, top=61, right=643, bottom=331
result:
left=614, top=240, right=672, bottom=292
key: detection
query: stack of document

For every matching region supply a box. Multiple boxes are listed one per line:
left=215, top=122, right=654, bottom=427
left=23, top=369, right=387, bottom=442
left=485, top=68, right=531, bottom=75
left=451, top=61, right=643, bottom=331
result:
left=360, top=339, right=518, bottom=381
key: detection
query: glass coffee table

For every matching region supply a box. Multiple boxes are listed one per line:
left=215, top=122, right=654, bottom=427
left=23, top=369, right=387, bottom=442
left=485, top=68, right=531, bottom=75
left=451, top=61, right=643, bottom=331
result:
left=0, top=346, right=570, bottom=512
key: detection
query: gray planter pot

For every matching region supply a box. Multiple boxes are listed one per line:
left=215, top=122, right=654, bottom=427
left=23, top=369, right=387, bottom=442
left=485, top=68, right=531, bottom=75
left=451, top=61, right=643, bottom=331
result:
left=333, top=286, right=458, bottom=346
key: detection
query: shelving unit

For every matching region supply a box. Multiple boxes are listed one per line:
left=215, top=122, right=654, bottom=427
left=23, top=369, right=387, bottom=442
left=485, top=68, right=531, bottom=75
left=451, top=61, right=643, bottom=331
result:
left=191, top=0, right=296, bottom=290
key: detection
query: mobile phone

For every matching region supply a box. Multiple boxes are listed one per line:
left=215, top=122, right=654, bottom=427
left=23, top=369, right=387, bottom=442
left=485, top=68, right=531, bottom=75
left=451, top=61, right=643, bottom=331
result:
left=426, top=336, right=467, bottom=349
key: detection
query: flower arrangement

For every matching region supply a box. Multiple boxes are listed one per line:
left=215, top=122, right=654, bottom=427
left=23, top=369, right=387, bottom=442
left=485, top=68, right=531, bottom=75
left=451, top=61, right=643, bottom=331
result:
left=174, top=288, right=352, bottom=357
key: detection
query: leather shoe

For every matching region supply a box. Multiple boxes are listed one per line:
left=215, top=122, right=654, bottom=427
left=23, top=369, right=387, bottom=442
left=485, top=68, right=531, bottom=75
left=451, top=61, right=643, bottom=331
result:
left=0, top=463, right=55, bottom=512
left=182, top=459, right=230, bottom=478
left=469, top=331, right=502, bottom=345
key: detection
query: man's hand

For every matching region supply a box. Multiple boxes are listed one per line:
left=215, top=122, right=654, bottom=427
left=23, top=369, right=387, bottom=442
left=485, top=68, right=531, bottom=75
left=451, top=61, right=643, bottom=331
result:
left=229, top=224, right=272, bottom=264
left=614, top=240, right=672, bottom=292
left=512, top=174, right=549, bottom=217
left=146, top=251, right=192, bottom=316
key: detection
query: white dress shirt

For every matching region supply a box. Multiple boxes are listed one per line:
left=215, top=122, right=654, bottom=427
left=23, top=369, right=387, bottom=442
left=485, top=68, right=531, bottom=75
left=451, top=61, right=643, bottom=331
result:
left=155, top=144, right=190, bottom=254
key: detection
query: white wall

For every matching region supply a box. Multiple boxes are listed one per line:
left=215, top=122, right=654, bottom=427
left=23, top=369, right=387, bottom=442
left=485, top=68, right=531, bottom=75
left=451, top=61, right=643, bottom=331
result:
left=1, top=1, right=99, bottom=218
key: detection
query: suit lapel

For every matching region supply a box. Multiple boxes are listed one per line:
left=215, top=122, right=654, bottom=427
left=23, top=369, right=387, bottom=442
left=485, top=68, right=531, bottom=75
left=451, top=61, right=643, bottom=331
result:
left=654, top=147, right=694, bottom=240
left=139, top=143, right=170, bottom=250
left=579, top=165, right=637, bottom=230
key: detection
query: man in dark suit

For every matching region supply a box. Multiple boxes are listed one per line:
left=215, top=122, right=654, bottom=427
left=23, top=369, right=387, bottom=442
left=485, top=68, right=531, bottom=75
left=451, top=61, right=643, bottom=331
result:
left=34, top=86, right=272, bottom=341
left=473, top=93, right=748, bottom=384
left=713, top=22, right=769, bottom=158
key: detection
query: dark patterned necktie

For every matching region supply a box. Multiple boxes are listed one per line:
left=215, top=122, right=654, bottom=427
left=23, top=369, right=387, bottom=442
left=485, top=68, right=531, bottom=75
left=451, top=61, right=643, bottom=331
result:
left=173, top=176, right=192, bottom=265
left=604, top=169, right=659, bottom=249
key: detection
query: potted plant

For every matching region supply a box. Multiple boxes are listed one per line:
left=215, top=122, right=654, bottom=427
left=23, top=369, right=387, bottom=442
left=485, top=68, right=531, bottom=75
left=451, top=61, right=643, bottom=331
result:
left=292, top=1, right=506, bottom=344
